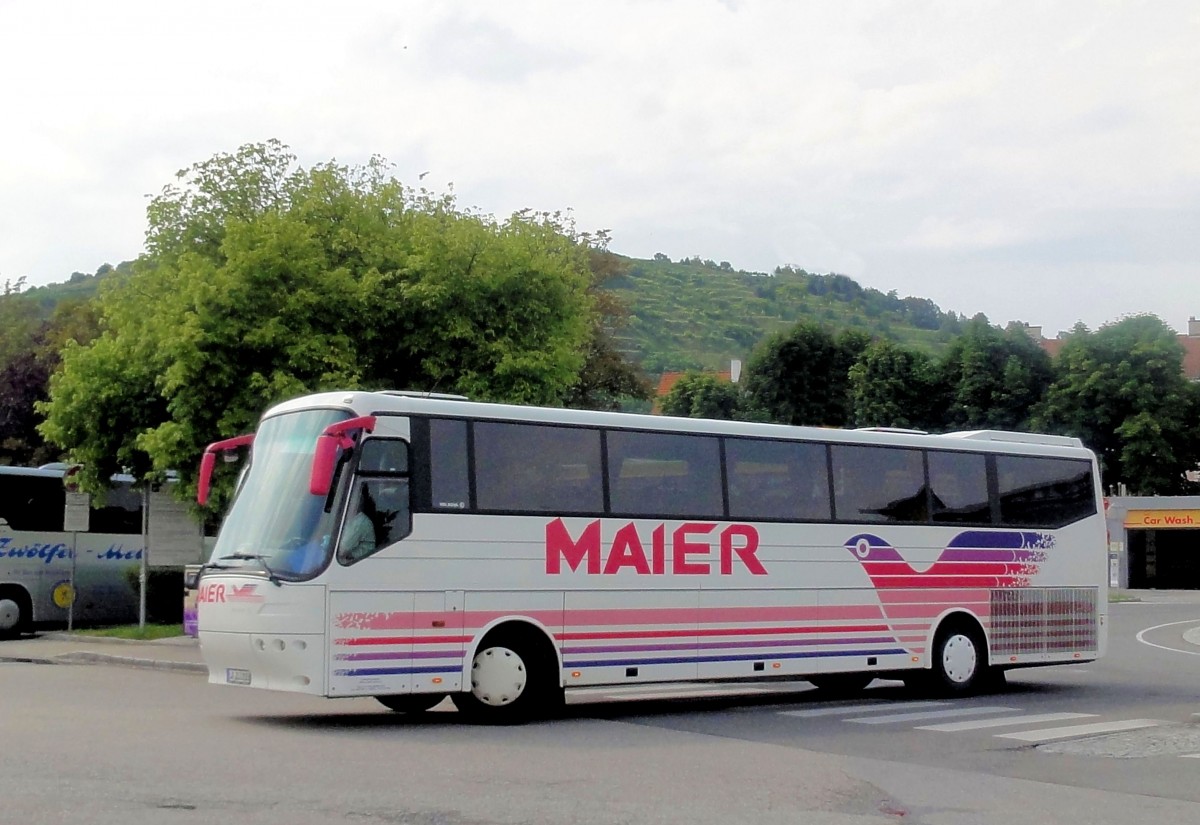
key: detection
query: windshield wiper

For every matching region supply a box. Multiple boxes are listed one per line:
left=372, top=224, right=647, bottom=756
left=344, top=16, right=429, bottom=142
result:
left=219, top=553, right=283, bottom=586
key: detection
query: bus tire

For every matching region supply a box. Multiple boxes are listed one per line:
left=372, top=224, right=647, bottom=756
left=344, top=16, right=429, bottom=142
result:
left=0, top=586, right=32, bottom=638
left=807, top=673, right=874, bottom=695
left=452, top=628, right=562, bottom=724
left=376, top=693, right=446, bottom=714
left=926, top=618, right=990, bottom=696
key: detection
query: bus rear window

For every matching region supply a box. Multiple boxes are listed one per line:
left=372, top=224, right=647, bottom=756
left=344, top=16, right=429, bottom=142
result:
left=996, top=456, right=1095, bottom=528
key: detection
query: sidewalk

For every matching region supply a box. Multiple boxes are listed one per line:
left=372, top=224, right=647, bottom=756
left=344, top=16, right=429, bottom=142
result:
left=0, top=631, right=207, bottom=674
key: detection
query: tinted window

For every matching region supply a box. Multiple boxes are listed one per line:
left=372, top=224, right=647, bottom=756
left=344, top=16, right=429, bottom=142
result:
left=337, top=477, right=411, bottom=564
left=0, top=474, right=64, bottom=531
left=90, top=480, right=143, bottom=534
left=726, top=439, right=831, bottom=521
left=832, top=445, right=927, bottom=523
left=358, top=438, right=409, bottom=474
left=475, top=422, right=603, bottom=514
left=429, top=419, right=469, bottom=510
left=607, top=431, right=722, bottom=518
left=996, top=456, right=1095, bottom=527
left=928, top=451, right=991, bottom=524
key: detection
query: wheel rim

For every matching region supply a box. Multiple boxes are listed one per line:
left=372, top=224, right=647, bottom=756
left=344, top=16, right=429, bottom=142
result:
left=941, top=633, right=978, bottom=684
left=0, top=598, right=20, bottom=631
left=470, top=645, right=527, bottom=707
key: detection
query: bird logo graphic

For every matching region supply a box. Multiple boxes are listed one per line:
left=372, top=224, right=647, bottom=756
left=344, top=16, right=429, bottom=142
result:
left=844, top=530, right=1052, bottom=590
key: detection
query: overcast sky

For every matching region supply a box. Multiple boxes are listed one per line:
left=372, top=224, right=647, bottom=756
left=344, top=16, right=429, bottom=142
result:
left=2, top=1, right=1197, bottom=337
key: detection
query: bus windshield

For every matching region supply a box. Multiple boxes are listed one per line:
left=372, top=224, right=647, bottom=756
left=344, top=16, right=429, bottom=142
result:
left=209, top=408, right=352, bottom=579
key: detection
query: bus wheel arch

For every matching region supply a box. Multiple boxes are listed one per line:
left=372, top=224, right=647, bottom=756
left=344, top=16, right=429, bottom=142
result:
left=0, top=585, right=32, bottom=637
left=453, top=620, right=564, bottom=723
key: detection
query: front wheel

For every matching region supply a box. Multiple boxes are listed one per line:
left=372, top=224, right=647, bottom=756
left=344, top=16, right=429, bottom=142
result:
left=376, top=694, right=446, bottom=713
left=0, top=590, right=30, bottom=639
left=451, top=631, right=562, bottom=724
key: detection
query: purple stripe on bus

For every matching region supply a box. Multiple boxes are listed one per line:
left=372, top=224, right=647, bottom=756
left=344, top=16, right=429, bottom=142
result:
left=336, top=650, right=464, bottom=662
left=562, top=636, right=900, bottom=655
left=564, top=648, right=909, bottom=669
left=945, top=531, right=1053, bottom=550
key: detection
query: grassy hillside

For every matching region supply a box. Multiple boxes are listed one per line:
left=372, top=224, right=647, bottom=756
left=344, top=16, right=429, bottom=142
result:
left=607, top=256, right=966, bottom=373
left=22, top=256, right=969, bottom=376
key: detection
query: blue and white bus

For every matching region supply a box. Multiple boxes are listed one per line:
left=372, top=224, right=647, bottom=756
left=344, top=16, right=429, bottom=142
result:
left=0, top=465, right=153, bottom=635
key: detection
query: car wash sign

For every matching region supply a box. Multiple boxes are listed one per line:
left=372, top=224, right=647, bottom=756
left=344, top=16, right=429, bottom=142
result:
left=1124, top=509, right=1200, bottom=528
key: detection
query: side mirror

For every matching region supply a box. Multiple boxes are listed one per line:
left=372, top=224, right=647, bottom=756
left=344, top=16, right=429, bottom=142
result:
left=309, top=415, right=377, bottom=496
left=183, top=564, right=202, bottom=590
left=197, top=433, right=255, bottom=505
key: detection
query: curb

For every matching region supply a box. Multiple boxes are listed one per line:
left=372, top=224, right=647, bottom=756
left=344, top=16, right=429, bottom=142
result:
left=0, top=650, right=208, bottom=674
left=49, top=651, right=208, bottom=674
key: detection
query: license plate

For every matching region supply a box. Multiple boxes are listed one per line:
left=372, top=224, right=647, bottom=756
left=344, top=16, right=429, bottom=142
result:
left=226, top=668, right=252, bottom=685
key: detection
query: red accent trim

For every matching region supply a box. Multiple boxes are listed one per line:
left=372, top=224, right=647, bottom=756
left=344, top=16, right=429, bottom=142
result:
left=197, top=433, right=254, bottom=505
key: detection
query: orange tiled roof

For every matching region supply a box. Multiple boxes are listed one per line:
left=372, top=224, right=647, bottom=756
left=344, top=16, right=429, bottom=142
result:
left=1034, top=331, right=1200, bottom=381
left=652, top=370, right=734, bottom=413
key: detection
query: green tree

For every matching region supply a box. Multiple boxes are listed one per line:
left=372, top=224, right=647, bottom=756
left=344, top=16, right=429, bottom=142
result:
left=1031, top=315, right=1200, bottom=494
left=1, top=284, right=102, bottom=465
left=660, top=372, right=743, bottom=419
left=562, top=243, right=653, bottom=410
left=938, top=318, right=1053, bottom=431
left=40, top=142, right=596, bottom=504
left=848, top=341, right=940, bottom=429
left=742, top=322, right=869, bottom=426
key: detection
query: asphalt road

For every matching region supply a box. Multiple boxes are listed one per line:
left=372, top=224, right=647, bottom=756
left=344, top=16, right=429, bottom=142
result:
left=1, top=594, right=1198, bottom=825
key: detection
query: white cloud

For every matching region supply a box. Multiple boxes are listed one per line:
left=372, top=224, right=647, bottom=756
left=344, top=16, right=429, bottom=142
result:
left=1, top=0, right=1198, bottom=337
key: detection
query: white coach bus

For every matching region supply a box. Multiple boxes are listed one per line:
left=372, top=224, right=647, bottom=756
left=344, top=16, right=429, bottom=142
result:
left=194, top=390, right=1107, bottom=721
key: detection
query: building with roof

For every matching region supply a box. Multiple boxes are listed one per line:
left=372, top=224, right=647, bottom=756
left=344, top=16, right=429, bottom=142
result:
left=1023, top=317, right=1200, bottom=381
left=652, top=360, right=742, bottom=414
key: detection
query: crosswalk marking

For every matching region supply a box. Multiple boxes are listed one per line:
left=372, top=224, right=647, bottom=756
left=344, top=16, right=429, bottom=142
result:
left=779, top=700, right=946, bottom=719
left=848, top=706, right=1019, bottom=725
left=915, top=712, right=1096, bottom=732
left=1180, top=754, right=1200, bottom=759
left=996, top=719, right=1164, bottom=742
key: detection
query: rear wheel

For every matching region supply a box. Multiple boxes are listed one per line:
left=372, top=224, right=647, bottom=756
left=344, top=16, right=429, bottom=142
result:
left=452, top=629, right=562, bottom=724
left=925, top=619, right=990, bottom=696
left=376, top=693, right=446, bottom=713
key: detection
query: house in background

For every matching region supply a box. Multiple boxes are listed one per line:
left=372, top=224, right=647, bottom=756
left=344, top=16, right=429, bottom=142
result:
left=1023, top=316, right=1200, bottom=381
left=652, top=359, right=742, bottom=413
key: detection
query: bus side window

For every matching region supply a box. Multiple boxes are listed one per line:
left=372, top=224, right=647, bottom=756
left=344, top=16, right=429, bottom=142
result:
left=474, top=422, right=603, bottom=514
left=0, top=474, right=65, bottom=531
left=430, top=419, right=470, bottom=510
left=606, top=430, right=722, bottom=518
left=338, top=478, right=412, bottom=564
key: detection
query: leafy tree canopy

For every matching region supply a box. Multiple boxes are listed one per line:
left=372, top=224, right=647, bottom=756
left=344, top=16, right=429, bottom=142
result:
left=848, top=340, right=941, bottom=430
left=660, top=372, right=743, bottom=420
left=742, top=322, right=869, bottom=426
left=1031, top=315, right=1200, bottom=494
left=39, top=141, right=597, bottom=504
left=938, top=318, right=1053, bottom=431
